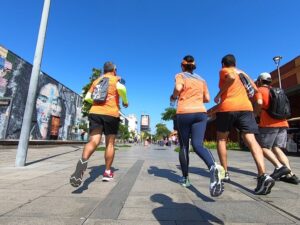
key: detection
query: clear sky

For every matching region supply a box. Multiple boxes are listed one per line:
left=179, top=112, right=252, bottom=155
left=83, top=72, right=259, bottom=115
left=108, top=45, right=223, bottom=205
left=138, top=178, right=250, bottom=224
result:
left=1, top=0, right=300, bottom=132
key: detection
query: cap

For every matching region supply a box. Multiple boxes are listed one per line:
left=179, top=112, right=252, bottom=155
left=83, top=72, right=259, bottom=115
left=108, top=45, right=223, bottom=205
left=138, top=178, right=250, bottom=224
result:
left=258, top=72, right=272, bottom=82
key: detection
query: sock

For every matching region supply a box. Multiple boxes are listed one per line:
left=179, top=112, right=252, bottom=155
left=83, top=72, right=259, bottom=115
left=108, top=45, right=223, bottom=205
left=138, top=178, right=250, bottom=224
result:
left=105, top=169, right=111, bottom=174
left=80, top=158, right=88, bottom=164
left=276, top=165, right=283, bottom=170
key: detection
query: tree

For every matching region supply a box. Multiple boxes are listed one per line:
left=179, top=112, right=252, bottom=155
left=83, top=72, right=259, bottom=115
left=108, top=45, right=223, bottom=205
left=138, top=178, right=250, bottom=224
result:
left=155, top=123, right=170, bottom=140
left=161, top=107, right=176, bottom=121
left=81, top=68, right=101, bottom=117
left=118, top=124, right=130, bottom=141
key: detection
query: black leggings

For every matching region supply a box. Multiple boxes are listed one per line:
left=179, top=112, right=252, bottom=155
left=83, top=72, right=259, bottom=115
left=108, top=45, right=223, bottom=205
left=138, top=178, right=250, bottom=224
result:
left=177, top=112, right=215, bottom=177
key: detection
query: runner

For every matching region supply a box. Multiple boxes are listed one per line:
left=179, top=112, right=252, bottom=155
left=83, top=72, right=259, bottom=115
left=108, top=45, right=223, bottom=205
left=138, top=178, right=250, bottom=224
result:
left=255, top=72, right=299, bottom=184
left=171, top=55, right=225, bottom=197
left=214, top=54, right=275, bottom=195
left=70, top=61, right=128, bottom=187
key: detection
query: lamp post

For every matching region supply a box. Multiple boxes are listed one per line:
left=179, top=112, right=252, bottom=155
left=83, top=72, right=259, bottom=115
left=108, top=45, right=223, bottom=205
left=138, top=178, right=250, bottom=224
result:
left=273, top=56, right=283, bottom=88
left=15, top=0, right=51, bottom=167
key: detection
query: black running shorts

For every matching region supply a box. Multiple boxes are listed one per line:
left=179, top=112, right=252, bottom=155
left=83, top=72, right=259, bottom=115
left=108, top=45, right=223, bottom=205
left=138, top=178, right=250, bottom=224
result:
left=88, top=114, right=120, bottom=135
left=216, top=111, right=259, bottom=134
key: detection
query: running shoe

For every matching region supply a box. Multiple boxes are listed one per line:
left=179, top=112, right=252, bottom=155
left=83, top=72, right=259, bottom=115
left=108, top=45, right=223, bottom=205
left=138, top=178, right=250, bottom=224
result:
left=280, top=174, right=299, bottom=185
left=209, top=163, right=225, bottom=197
left=179, top=176, right=191, bottom=187
left=102, top=171, right=114, bottom=182
left=223, top=171, right=231, bottom=182
left=70, top=159, right=88, bottom=187
left=270, top=166, right=291, bottom=180
left=255, top=174, right=275, bottom=195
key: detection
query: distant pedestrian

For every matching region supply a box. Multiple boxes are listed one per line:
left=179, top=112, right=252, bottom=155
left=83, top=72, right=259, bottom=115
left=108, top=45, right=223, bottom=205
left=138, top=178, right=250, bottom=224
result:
left=214, top=54, right=275, bottom=195
left=255, top=72, right=299, bottom=184
left=70, top=61, right=129, bottom=187
left=171, top=55, right=224, bottom=197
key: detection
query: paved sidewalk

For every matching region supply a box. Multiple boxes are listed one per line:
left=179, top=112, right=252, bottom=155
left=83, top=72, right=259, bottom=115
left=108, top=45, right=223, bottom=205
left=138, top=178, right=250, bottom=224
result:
left=0, top=144, right=299, bottom=225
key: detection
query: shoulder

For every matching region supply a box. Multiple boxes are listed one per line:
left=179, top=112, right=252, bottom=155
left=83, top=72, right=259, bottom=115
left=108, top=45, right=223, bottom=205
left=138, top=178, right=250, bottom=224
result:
left=219, top=67, right=232, bottom=76
left=175, top=72, right=184, bottom=79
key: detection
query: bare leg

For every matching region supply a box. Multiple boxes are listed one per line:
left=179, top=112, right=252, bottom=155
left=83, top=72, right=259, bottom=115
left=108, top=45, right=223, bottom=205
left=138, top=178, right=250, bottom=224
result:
left=272, top=147, right=292, bottom=172
left=261, top=147, right=282, bottom=168
left=105, top=134, right=116, bottom=170
left=82, top=128, right=102, bottom=160
left=217, top=131, right=229, bottom=172
left=242, top=133, right=265, bottom=176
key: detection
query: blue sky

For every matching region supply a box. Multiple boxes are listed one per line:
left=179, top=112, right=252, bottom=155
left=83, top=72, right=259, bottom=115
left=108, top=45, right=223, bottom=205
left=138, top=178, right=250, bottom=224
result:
left=1, top=0, right=300, bottom=132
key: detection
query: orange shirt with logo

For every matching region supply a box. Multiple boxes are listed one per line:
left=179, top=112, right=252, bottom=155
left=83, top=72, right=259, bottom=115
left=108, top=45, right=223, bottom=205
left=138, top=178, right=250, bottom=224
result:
left=257, top=86, right=289, bottom=128
left=175, top=73, right=208, bottom=114
left=88, top=73, right=120, bottom=118
left=218, top=67, right=253, bottom=112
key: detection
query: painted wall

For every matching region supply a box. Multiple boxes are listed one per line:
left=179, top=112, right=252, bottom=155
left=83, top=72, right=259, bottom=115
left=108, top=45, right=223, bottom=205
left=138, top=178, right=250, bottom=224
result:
left=0, top=46, right=83, bottom=140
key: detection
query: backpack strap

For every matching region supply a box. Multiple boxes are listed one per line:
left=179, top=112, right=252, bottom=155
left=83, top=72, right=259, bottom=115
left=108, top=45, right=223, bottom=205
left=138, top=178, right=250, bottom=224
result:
left=181, top=72, right=204, bottom=81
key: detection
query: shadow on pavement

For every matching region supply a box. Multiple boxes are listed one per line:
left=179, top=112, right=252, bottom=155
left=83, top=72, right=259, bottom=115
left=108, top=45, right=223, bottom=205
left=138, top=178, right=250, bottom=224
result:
left=228, top=166, right=257, bottom=177
left=72, top=165, right=118, bottom=194
left=151, top=194, right=223, bottom=225
left=227, top=180, right=255, bottom=195
left=25, top=148, right=80, bottom=166
left=148, top=166, right=215, bottom=202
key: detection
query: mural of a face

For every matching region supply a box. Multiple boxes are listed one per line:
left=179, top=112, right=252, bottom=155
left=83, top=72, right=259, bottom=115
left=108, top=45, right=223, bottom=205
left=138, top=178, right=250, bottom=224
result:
left=36, top=83, right=62, bottom=139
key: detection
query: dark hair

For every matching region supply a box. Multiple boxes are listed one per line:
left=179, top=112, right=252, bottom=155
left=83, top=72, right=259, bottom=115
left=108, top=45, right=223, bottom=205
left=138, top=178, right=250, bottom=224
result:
left=182, top=55, right=196, bottom=72
left=103, top=61, right=116, bottom=73
left=221, top=54, right=236, bottom=67
left=260, top=79, right=272, bottom=85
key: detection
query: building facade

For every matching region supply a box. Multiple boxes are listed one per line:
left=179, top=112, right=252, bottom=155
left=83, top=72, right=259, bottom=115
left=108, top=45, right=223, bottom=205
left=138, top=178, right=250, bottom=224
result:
left=127, top=114, right=138, bottom=135
left=0, top=46, right=84, bottom=140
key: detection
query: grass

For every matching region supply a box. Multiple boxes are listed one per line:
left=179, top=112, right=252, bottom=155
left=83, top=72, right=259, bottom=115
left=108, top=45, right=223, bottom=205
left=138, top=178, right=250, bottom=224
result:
left=96, top=144, right=131, bottom=151
left=174, top=141, right=241, bottom=152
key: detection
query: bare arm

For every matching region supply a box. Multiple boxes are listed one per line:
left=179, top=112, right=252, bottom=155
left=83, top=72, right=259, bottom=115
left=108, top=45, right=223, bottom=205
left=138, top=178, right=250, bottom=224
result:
left=203, top=81, right=210, bottom=103
left=171, top=83, right=183, bottom=100
left=214, top=72, right=236, bottom=103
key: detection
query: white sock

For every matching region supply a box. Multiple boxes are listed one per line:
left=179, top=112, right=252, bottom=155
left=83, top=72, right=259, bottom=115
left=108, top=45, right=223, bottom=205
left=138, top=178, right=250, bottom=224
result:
left=105, top=170, right=111, bottom=174
left=276, top=165, right=283, bottom=170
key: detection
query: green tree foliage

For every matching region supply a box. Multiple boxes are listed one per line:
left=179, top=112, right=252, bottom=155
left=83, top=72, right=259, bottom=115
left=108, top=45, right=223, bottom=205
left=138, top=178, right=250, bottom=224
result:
left=119, top=124, right=130, bottom=141
left=81, top=68, right=101, bottom=117
left=155, top=123, right=170, bottom=140
left=161, top=107, right=176, bottom=121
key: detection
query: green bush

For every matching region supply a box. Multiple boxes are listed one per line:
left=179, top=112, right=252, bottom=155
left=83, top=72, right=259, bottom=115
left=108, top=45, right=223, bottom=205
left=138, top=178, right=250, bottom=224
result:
left=96, top=147, right=119, bottom=151
left=174, top=141, right=241, bottom=152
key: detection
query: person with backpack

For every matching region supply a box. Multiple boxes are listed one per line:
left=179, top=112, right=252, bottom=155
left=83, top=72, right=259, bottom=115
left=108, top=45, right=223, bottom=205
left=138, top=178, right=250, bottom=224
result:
left=171, top=55, right=225, bottom=197
left=70, top=61, right=129, bottom=187
left=214, top=54, right=275, bottom=195
left=255, top=72, right=299, bottom=184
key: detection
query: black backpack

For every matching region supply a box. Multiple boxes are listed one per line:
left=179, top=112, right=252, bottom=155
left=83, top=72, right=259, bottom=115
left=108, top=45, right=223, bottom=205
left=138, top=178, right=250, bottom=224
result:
left=92, top=77, right=109, bottom=104
left=267, top=87, right=291, bottom=119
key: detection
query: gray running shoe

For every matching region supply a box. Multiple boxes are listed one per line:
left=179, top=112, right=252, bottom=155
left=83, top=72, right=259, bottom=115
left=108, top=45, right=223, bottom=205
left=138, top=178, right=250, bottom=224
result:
left=280, top=174, right=299, bottom=185
left=270, top=166, right=291, bottom=180
left=255, top=174, right=275, bottom=195
left=70, top=159, right=88, bottom=187
left=209, top=163, right=225, bottom=197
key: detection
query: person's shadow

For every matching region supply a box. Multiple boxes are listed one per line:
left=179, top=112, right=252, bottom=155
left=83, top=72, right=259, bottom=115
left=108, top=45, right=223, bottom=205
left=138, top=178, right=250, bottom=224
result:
left=148, top=166, right=215, bottom=202
left=72, top=165, right=118, bottom=194
left=224, top=166, right=257, bottom=194
left=151, top=194, right=223, bottom=224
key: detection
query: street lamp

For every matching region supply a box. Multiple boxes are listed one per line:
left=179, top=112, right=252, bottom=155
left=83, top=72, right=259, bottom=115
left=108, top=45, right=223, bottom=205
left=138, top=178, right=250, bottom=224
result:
left=273, top=56, right=282, bottom=88
left=15, top=0, right=51, bottom=167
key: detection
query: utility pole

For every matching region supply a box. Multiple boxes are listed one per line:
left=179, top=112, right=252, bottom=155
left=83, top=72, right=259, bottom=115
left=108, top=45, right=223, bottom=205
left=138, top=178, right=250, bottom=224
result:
left=16, top=0, right=51, bottom=167
left=273, top=56, right=283, bottom=88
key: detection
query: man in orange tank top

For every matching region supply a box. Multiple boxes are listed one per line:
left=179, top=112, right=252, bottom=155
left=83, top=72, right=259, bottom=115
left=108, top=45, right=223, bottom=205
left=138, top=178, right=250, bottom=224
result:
left=255, top=72, right=299, bottom=184
left=70, top=62, right=129, bottom=187
left=214, top=54, right=275, bottom=195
